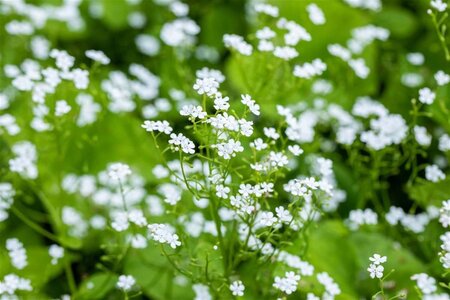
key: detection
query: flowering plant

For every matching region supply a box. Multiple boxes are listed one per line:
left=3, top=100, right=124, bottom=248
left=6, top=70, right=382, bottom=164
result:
left=1, top=0, right=450, bottom=299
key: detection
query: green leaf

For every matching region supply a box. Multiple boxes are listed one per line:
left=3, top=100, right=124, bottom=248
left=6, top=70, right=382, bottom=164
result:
left=408, top=178, right=450, bottom=207
left=123, top=247, right=194, bottom=300
left=347, top=231, right=426, bottom=299
left=305, top=220, right=359, bottom=298
left=76, top=272, right=118, bottom=300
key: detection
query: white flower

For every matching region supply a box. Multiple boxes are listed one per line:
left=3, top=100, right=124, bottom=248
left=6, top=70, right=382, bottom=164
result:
left=85, top=50, right=110, bottom=65
left=293, top=59, right=327, bottom=79
left=254, top=3, right=279, bottom=17
left=369, top=253, right=387, bottom=265
left=107, top=163, right=132, bottom=181
left=250, top=138, right=268, bottom=151
left=239, top=119, right=254, bottom=137
left=273, top=271, right=300, bottom=295
left=431, top=0, right=448, bottom=12
left=238, top=184, right=253, bottom=197
left=440, top=252, right=450, bottom=269
left=273, top=46, right=299, bottom=60
left=306, top=3, right=326, bottom=25
left=418, top=87, right=435, bottom=104
left=264, top=127, right=280, bottom=140
left=48, top=245, right=64, bottom=265
left=180, top=105, right=207, bottom=120
left=269, top=151, right=288, bottom=167
left=414, top=126, right=431, bottom=147
left=385, top=206, right=405, bottom=225
left=223, top=34, right=253, bottom=56
left=328, top=44, right=351, bottom=61
left=440, top=200, right=450, bottom=227
left=349, top=58, right=369, bottom=78
left=367, top=263, right=384, bottom=279
left=435, top=70, right=450, bottom=86
left=229, top=280, right=245, bottom=296
left=241, top=94, right=260, bottom=115
left=317, top=272, right=341, bottom=296
left=50, top=49, right=74, bottom=72
left=148, top=223, right=181, bottom=248
left=406, top=52, right=424, bottom=65
left=0, top=274, right=32, bottom=294
left=347, top=208, right=378, bottom=230
left=216, top=184, right=230, bottom=199
left=193, top=284, right=212, bottom=300
left=116, top=275, right=136, bottom=291
left=213, top=139, right=243, bottom=159
left=275, top=206, right=293, bottom=224
left=193, top=77, right=219, bottom=97
left=411, top=273, right=437, bottom=294
left=259, top=211, right=278, bottom=227
left=169, top=133, right=196, bottom=154
left=256, top=27, right=276, bottom=40
left=196, top=67, right=225, bottom=83
left=71, top=68, right=89, bottom=89
left=160, top=19, right=200, bottom=47
left=111, top=211, right=130, bottom=232
left=6, top=238, right=28, bottom=270
left=0, top=183, right=15, bottom=222
left=135, top=34, right=160, bottom=56
left=258, top=40, right=274, bottom=51
left=9, top=141, right=38, bottom=179
left=55, top=100, right=72, bottom=116
left=213, top=94, right=230, bottom=111
left=141, top=120, right=173, bottom=134
left=130, top=234, right=148, bottom=249
left=425, top=164, right=445, bottom=182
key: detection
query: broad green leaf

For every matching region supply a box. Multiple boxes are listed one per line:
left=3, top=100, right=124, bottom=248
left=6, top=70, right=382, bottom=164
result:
left=76, top=272, right=118, bottom=300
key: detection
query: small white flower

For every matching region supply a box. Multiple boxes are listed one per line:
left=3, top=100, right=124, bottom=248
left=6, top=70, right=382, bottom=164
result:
left=369, top=253, right=387, bottom=265
left=180, top=105, right=207, bottom=120
left=169, top=133, right=195, bottom=154
left=411, top=273, right=437, bottom=294
left=406, top=52, right=424, bottom=65
left=85, top=50, right=110, bottom=65
left=49, top=244, right=64, bottom=265
left=273, top=271, right=300, bottom=295
left=250, top=138, right=268, bottom=151
left=288, top=145, right=304, bottom=156
left=306, top=3, right=326, bottom=25
left=273, top=46, right=299, bottom=61
left=259, top=211, right=278, bottom=227
left=6, top=238, right=28, bottom=270
left=418, top=87, right=435, bottom=104
left=241, top=94, right=260, bottom=115
left=148, top=223, right=181, bottom=249
left=414, top=126, right=431, bottom=147
left=55, top=100, right=72, bottom=117
left=216, top=184, right=230, bottom=199
left=213, top=94, right=230, bottom=111
left=116, top=275, right=136, bottom=291
left=141, top=120, right=173, bottom=135
left=193, top=77, right=219, bottom=97
left=425, top=164, right=445, bottom=182
left=435, top=70, right=450, bottom=86
left=229, top=280, right=245, bottom=296
left=107, top=163, right=132, bottom=181
left=431, top=0, right=447, bottom=12
left=264, top=127, right=280, bottom=140
left=367, top=263, right=384, bottom=279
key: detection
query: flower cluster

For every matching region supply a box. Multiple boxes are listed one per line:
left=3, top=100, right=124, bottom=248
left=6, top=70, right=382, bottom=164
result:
left=6, top=238, right=28, bottom=270
left=0, top=183, right=15, bottom=222
left=367, top=253, right=387, bottom=279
